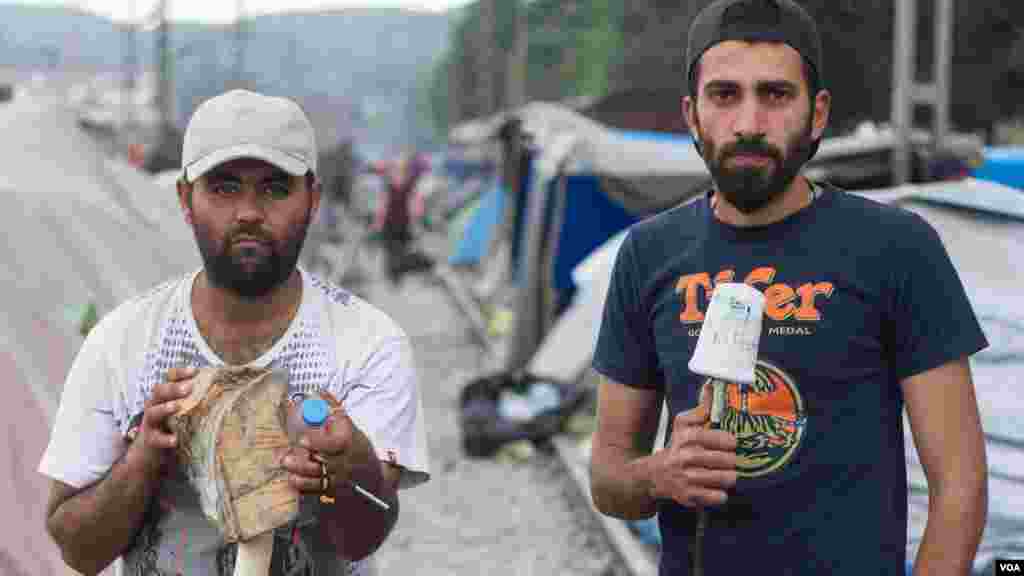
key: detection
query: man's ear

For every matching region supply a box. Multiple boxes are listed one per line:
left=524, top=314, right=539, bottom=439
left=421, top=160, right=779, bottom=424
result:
left=176, top=178, right=194, bottom=225
left=683, top=95, right=698, bottom=135
left=309, top=174, right=322, bottom=220
left=811, top=89, right=832, bottom=141
left=682, top=95, right=703, bottom=157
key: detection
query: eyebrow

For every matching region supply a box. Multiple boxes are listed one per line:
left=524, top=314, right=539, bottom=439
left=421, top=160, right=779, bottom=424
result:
left=703, top=79, right=799, bottom=92
left=205, top=170, right=292, bottom=184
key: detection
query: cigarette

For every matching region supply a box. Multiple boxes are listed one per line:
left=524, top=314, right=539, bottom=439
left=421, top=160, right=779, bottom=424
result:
left=350, top=481, right=391, bottom=511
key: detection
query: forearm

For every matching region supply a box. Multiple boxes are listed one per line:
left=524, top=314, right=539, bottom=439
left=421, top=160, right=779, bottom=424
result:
left=320, top=426, right=399, bottom=560
left=46, top=444, right=162, bottom=575
left=913, top=476, right=988, bottom=576
left=590, top=445, right=660, bottom=520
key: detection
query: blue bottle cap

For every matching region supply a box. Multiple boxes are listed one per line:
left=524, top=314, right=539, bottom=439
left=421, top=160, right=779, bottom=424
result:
left=301, top=397, right=330, bottom=427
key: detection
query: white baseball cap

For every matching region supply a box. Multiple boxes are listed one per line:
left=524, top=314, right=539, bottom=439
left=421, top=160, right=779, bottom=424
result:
left=181, top=89, right=318, bottom=183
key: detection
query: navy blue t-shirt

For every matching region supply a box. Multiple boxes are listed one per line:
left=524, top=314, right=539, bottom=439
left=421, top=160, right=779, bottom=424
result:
left=592, top=183, right=988, bottom=575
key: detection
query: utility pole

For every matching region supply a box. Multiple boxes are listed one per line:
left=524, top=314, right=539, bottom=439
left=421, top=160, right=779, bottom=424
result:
left=155, top=0, right=172, bottom=140
left=121, top=21, right=137, bottom=133
left=891, top=0, right=954, bottom=185
left=233, top=0, right=247, bottom=87
left=447, top=53, right=461, bottom=129
left=477, top=0, right=498, bottom=116
left=505, top=0, right=528, bottom=109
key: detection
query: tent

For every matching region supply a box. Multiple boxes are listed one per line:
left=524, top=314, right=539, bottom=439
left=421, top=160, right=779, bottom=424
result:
left=464, top=102, right=710, bottom=369
left=0, top=89, right=197, bottom=576
left=971, top=146, right=1024, bottom=190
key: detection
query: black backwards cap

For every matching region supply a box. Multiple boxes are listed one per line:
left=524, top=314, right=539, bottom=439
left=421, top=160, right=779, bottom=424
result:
left=686, top=0, right=824, bottom=97
left=686, top=0, right=825, bottom=160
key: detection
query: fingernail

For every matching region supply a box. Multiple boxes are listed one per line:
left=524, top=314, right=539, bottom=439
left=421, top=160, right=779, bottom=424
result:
left=179, top=382, right=191, bottom=394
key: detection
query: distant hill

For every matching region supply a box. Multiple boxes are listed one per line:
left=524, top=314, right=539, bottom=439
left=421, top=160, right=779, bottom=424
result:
left=0, top=4, right=455, bottom=158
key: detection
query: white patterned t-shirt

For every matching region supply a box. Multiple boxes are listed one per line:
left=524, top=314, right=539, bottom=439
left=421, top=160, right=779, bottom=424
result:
left=39, top=267, right=429, bottom=576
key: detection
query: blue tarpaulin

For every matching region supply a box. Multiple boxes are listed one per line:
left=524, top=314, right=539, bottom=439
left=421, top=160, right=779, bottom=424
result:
left=551, top=175, right=637, bottom=296
left=449, top=181, right=505, bottom=266
left=972, top=147, right=1024, bottom=190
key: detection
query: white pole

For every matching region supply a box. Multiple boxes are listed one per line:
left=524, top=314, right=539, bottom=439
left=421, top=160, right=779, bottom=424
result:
left=891, top=0, right=916, bottom=185
left=933, top=0, right=953, bottom=147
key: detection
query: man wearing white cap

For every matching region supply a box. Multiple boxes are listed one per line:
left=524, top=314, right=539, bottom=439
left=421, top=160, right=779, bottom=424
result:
left=39, top=89, right=430, bottom=575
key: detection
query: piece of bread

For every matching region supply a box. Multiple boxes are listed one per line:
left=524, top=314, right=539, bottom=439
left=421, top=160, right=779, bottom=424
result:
left=168, top=366, right=299, bottom=542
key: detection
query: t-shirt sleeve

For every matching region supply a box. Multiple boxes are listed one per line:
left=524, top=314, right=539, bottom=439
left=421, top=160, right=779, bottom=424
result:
left=591, top=230, right=662, bottom=389
left=38, top=313, right=126, bottom=489
left=886, top=212, right=989, bottom=380
left=337, top=335, right=430, bottom=490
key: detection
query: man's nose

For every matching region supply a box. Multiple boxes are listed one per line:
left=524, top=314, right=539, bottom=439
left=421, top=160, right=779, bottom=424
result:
left=234, top=188, right=268, bottom=223
left=732, top=97, right=766, bottom=138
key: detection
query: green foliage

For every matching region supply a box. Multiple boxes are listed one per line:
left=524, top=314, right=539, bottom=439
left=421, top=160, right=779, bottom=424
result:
left=573, top=0, right=624, bottom=99
left=417, top=53, right=452, bottom=142
left=426, top=0, right=627, bottom=127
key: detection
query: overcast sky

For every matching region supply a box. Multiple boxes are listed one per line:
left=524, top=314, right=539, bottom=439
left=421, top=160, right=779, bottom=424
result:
left=3, top=0, right=474, bottom=23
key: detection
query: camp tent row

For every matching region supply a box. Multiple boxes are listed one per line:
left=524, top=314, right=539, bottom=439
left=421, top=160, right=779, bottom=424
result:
left=1, top=87, right=198, bottom=576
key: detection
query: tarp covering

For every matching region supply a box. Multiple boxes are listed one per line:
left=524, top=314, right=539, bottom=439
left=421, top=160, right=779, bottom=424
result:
left=450, top=102, right=712, bottom=214
left=448, top=181, right=505, bottom=267
left=971, top=146, right=1024, bottom=190
left=549, top=175, right=635, bottom=295
left=0, top=90, right=197, bottom=576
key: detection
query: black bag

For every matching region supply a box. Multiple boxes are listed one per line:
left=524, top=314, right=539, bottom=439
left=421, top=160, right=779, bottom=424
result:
left=458, top=370, right=589, bottom=459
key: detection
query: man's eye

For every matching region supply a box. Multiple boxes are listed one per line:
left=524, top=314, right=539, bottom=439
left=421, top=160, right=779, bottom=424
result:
left=265, top=182, right=291, bottom=199
left=212, top=182, right=240, bottom=195
left=709, top=90, right=737, bottom=103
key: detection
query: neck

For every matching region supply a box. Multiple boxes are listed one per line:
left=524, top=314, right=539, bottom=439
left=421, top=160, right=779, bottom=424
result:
left=193, top=268, right=302, bottom=326
left=713, top=175, right=813, bottom=228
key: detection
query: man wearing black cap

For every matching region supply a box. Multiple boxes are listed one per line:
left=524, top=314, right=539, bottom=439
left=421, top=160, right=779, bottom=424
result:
left=589, top=1, right=989, bottom=574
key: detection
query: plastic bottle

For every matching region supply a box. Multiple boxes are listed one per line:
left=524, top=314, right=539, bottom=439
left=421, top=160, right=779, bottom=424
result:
left=285, top=394, right=391, bottom=511
left=286, top=395, right=331, bottom=444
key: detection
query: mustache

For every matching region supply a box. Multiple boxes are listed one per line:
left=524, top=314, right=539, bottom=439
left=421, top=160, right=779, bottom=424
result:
left=227, top=227, right=273, bottom=245
left=721, top=136, right=782, bottom=161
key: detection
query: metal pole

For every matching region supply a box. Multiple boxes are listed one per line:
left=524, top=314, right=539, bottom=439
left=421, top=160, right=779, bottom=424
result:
left=891, top=0, right=916, bottom=185
left=933, top=0, right=953, bottom=148
left=156, top=0, right=171, bottom=137
left=506, top=0, right=528, bottom=109
left=234, top=0, right=246, bottom=86
left=121, top=22, right=136, bottom=131
left=509, top=159, right=550, bottom=372
left=478, top=0, right=498, bottom=115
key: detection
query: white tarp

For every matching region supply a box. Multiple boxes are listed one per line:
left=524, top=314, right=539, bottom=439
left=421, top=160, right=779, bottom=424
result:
left=0, top=90, right=197, bottom=576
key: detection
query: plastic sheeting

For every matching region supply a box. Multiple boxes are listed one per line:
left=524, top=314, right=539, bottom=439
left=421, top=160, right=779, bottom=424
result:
left=1, top=90, right=198, bottom=576
left=448, top=182, right=505, bottom=267
left=972, top=147, right=1024, bottom=190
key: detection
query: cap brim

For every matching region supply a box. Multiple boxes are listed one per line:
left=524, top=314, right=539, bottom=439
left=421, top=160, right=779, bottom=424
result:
left=184, top=144, right=310, bottom=183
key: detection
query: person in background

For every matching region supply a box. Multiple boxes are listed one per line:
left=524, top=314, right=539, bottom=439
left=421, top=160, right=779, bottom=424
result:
left=371, top=151, right=431, bottom=284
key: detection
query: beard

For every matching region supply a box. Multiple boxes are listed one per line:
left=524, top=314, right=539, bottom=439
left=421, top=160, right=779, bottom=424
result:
left=699, top=117, right=815, bottom=214
left=193, top=209, right=311, bottom=300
